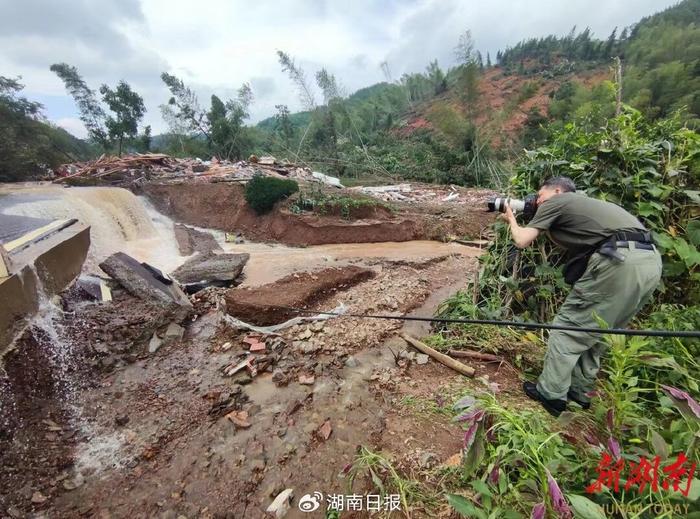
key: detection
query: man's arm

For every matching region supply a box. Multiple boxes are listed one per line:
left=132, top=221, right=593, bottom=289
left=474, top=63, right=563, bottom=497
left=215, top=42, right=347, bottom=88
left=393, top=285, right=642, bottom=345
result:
left=501, top=205, right=540, bottom=248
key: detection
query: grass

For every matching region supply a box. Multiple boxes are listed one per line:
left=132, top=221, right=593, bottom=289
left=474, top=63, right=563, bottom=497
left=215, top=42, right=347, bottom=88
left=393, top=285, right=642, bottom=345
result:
left=346, top=446, right=438, bottom=517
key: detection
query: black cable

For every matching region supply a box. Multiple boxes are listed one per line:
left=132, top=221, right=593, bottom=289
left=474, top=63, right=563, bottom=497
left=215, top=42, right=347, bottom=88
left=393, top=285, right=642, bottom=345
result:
left=272, top=305, right=700, bottom=338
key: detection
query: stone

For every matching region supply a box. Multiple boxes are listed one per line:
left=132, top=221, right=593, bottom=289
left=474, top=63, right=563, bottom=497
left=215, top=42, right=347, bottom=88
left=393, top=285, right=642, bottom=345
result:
left=416, top=354, right=430, bottom=365
left=99, top=252, right=192, bottom=320
left=310, top=321, right=325, bottom=333
left=226, top=410, right=251, bottom=429
left=148, top=332, right=163, bottom=353
left=115, top=415, right=129, bottom=427
left=265, top=488, right=293, bottom=518
left=344, top=356, right=360, bottom=368
left=317, top=419, right=332, bottom=441
left=297, top=329, right=313, bottom=340
left=31, top=491, right=47, bottom=504
left=163, top=322, right=185, bottom=342
left=171, top=251, right=249, bottom=287
left=298, top=374, right=315, bottom=385
left=272, top=369, right=290, bottom=387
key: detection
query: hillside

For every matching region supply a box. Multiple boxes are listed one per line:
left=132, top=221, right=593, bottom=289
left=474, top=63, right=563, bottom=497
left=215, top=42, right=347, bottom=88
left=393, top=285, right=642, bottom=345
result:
left=251, top=0, right=699, bottom=187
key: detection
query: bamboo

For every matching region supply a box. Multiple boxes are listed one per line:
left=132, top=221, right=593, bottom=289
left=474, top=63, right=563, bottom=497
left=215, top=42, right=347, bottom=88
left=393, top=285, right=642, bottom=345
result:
left=400, top=333, right=475, bottom=377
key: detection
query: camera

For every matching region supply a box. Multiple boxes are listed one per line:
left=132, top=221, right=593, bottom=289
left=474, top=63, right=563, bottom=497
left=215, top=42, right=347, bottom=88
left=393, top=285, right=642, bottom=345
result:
left=487, top=194, right=538, bottom=220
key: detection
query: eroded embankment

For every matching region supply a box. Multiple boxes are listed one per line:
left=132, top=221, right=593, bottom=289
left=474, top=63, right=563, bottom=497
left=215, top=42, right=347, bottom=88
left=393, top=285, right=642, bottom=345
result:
left=140, top=182, right=495, bottom=246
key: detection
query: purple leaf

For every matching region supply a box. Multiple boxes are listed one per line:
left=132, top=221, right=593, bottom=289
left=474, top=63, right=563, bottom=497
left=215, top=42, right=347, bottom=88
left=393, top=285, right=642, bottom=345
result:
left=531, top=502, right=545, bottom=519
left=584, top=432, right=600, bottom=447
left=585, top=390, right=600, bottom=399
left=488, top=462, right=500, bottom=484
left=546, top=469, right=573, bottom=519
left=454, top=408, right=485, bottom=424
left=660, top=385, right=700, bottom=419
left=606, top=408, right=615, bottom=431
left=453, top=395, right=476, bottom=411
left=607, top=437, right=621, bottom=460
left=463, top=421, right=480, bottom=453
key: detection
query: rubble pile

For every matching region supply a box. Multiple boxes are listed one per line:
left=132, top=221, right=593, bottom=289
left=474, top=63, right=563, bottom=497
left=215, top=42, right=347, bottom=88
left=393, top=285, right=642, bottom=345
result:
left=52, top=153, right=344, bottom=188
left=349, top=182, right=495, bottom=205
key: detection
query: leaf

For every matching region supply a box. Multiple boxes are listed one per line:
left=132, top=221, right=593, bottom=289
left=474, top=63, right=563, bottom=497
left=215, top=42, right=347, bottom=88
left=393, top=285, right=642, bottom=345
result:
left=566, top=494, right=606, bottom=519
left=453, top=395, right=476, bottom=411
left=446, top=494, right=487, bottom=519
left=650, top=430, right=669, bottom=460
left=471, top=479, right=493, bottom=497
left=685, top=190, right=700, bottom=204
left=688, top=220, right=700, bottom=247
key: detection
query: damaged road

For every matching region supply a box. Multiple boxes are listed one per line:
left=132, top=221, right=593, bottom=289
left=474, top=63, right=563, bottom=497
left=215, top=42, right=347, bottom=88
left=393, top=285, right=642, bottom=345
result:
left=0, top=238, right=491, bottom=518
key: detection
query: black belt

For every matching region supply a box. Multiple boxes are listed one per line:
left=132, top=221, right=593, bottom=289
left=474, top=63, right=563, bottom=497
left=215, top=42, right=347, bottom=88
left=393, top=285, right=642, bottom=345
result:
left=614, top=230, right=652, bottom=243
left=615, top=241, right=655, bottom=251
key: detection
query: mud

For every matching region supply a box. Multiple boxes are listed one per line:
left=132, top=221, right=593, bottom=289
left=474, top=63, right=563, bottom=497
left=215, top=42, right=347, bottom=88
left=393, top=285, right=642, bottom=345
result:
left=140, top=182, right=495, bottom=246
left=225, top=266, right=375, bottom=325
left=0, top=250, right=500, bottom=519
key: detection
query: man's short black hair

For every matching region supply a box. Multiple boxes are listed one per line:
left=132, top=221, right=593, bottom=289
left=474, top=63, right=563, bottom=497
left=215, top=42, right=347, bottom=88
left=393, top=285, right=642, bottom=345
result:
left=541, top=176, right=576, bottom=193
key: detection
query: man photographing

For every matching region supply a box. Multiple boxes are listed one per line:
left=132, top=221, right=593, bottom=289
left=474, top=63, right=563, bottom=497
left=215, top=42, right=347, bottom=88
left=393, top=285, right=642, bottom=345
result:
left=501, top=176, right=662, bottom=417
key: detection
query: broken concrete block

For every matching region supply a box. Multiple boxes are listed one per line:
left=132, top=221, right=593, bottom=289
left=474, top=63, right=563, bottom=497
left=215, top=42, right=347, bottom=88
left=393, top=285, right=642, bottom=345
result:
left=171, top=251, right=249, bottom=293
left=298, top=374, right=315, bottom=385
left=266, top=488, right=293, bottom=518
left=99, top=252, right=192, bottom=320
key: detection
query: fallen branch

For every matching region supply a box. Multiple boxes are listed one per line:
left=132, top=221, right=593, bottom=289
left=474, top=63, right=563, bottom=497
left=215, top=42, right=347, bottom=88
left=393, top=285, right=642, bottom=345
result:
left=448, top=349, right=503, bottom=363
left=400, top=333, right=475, bottom=377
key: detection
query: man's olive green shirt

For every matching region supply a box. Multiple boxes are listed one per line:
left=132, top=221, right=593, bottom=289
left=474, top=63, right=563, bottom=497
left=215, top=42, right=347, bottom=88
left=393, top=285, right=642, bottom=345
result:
left=525, top=192, right=646, bottom=255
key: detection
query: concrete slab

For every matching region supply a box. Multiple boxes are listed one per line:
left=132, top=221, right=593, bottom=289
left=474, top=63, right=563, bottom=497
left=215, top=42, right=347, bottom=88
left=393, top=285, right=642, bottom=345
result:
left=0, top=220, right=90, bottom=355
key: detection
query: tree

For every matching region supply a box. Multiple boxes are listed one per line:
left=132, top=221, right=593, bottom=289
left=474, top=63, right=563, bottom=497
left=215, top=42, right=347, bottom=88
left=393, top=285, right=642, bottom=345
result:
left=274, top=104, right=294, bottom=150
left=486, top=52, right=492, bottom=68
left=426, top=60, right=448, bottom=95
left=141, top=125, right=152, bottom=152
left=99, top=81, right=145, bottom=156
left=160, top=72, right=210, bottom=141
left=315, top=68, right=343, bottom=105
left=207, top=83, right=253, bottom=160
left=0, top=76, right=92, bottom=181
left=50, top=63, right=108, bottom=148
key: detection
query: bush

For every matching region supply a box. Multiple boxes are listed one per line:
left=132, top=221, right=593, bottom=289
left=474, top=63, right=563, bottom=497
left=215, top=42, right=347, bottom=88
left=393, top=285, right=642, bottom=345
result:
left=244, top=175, right=299, bottom=214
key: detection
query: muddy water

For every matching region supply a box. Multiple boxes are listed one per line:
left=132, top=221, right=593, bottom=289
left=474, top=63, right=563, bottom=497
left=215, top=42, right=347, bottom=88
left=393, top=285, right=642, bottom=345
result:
left=0, top=183, right=481, bottom=286
left=0, top=183, right=183, bottom=273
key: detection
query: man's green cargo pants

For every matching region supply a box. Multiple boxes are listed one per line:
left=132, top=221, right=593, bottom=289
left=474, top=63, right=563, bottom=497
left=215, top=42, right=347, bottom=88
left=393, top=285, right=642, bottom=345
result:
left=536, top=243, right=663, bottom=403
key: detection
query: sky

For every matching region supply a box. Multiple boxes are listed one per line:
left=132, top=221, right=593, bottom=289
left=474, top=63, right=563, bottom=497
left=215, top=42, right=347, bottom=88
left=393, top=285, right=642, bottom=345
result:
left=0, top=0, right=680, bottom=138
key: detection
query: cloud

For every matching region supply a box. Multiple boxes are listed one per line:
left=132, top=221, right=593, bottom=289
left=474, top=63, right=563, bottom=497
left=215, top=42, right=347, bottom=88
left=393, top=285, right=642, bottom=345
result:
left=0, top=0, right=681, bottom=137
left=54, top=117, right=89, bottom=139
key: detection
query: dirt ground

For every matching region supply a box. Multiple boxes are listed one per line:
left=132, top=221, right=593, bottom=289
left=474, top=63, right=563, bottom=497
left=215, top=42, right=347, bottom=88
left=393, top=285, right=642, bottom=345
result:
left=0, top=239, right=531, bottom=519
left=140, top=182, right=496, bottom=247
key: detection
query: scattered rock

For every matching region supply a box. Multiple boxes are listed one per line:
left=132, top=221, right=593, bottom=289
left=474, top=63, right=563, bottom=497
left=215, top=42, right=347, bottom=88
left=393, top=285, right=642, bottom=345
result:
left=115, top=415, right=130, bottom=427
left=163, top=322, right=185, bottom=342
left=266, top=488, right=293, bottom=519
left=31, top=491, right=47, bottom=504
left=7, top=506, right=21, bottom=518
left=221, top=341, right=232, bottom=351
left=344, top=356, right=360, bottom=368
left=310, top=321, right=325, bottom=333
left=298, top=374, right=315, bottom=385
left=297, top=329, right=313, bottom=340
left=148, top=332, right=163, bottom=353
left=317, top=419, right=332, bottom=441
left=225, top=410, right=251, bottom=429
left=272, top=369, right=290, bottom=387
left=416, top=354, right=429, bottom=365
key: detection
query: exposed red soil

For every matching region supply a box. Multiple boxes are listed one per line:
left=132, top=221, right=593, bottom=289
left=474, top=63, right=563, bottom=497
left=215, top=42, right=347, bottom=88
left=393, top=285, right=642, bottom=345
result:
left=225, top=266, right=375, bottom=325
left=140, top=182, right=495, bottom=246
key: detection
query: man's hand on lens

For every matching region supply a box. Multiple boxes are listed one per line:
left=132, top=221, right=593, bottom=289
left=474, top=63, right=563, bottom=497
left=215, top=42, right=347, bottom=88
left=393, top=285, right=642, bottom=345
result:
left=500, top=204, right=516, bottom=226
